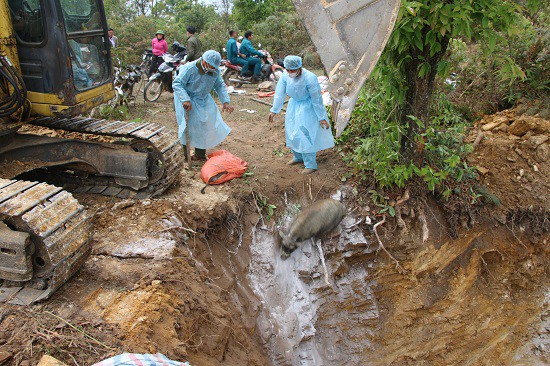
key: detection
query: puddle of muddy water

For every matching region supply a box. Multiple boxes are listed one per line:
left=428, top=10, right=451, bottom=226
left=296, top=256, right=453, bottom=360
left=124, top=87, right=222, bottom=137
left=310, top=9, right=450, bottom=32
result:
left=248, top=198, right=379, bottom=365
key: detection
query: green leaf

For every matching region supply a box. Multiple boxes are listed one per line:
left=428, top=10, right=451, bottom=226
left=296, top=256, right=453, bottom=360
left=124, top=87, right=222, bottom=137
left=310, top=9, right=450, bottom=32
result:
left=414, top=36, right=423, bottom=51
left=487, top=35, right=496, bottom=52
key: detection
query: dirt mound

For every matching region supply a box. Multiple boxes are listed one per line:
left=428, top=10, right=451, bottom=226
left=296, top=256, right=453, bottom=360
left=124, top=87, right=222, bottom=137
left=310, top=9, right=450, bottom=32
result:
left=467, top=99, right=549, bottom=213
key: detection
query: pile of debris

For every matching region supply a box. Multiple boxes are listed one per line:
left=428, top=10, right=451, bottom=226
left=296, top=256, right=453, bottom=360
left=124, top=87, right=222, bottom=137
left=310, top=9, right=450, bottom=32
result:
left=468, top=98, right=549, bottom=212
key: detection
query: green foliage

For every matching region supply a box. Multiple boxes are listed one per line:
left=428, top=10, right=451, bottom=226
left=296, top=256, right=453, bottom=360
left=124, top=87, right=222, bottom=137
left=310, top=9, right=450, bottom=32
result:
left=339, top=0, right=542, bottom=194
left=252, top=12, right=317, bottom=65
left=180, top=3, right=218, bottom=33
left=444, top=11, right=549, bottom=114
left=105, top=0, right=317, bottom=70
left=253, top=191, right=277, bottom=221
left=369, top=190, right=396, bottom=217
left=108, top=16, right=186, bottom=65
left=340, top=81, right=476, bottom=195
left=232, top=0, right=294, bottom=29
left=105, top=1, right=220, bottom=64
left=272, top=148, right=285, bottom=157
left=95, top=103, right=129, bottom=120
left=379, top=0, right=523, bottom=98
left=201, top=19, right=237, bottom=55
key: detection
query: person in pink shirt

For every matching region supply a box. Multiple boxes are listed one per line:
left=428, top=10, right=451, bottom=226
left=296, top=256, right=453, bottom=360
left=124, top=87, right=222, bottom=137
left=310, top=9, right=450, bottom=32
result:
left=148, top=30, right=168, bottom=76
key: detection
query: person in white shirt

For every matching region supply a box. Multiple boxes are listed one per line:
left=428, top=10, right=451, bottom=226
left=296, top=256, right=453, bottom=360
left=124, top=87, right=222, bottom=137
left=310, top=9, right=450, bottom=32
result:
left=108, top=28, right=118, bottom=48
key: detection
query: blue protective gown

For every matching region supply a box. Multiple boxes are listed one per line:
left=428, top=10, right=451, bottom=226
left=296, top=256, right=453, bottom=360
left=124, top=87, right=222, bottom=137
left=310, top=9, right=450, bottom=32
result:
left=173, top=60, right=231, bottom=149
left=270, top=69, right=334, bottom=154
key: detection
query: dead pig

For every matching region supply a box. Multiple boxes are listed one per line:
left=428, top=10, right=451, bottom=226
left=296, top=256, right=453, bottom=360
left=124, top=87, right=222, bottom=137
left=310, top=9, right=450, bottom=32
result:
left=279, top=199, right=346, bottom=259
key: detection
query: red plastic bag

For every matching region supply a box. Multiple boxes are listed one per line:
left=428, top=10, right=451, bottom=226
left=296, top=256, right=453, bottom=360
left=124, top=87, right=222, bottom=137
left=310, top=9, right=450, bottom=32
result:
left=200, top=150, right=248, bottom=193
left=258, top=91, right=275, bottom=98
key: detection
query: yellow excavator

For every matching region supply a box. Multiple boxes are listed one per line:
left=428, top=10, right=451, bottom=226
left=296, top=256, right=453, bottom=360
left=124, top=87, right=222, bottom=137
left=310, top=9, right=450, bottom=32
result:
left=0, top=0, right=398, bottom=305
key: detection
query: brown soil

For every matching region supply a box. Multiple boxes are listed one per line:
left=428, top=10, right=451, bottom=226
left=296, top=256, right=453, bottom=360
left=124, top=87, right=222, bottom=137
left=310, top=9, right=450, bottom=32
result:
left=0, top=89, right=548, bottom=366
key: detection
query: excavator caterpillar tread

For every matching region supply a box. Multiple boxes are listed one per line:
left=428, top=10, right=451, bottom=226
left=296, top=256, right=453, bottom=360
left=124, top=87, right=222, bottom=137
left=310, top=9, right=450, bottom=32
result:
left=0, top=178, right=93, bottom=305
left=29, top=116, right=184, bottom=199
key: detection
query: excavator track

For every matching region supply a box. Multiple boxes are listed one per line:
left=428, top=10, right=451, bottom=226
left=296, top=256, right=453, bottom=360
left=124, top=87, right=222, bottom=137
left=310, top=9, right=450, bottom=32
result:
left=0, top=178, right=92, bottom=305
left=29, top=116, right=184, bottom=199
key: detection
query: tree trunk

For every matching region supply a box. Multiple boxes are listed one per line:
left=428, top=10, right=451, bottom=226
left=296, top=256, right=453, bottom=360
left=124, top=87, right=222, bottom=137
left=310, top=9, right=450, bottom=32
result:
left=400, top=33, right=450, bottom=165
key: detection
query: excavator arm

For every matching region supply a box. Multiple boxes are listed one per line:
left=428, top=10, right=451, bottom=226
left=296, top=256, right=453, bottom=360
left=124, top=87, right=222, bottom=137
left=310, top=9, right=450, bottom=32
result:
left=292, top=0, right=400, bottom=136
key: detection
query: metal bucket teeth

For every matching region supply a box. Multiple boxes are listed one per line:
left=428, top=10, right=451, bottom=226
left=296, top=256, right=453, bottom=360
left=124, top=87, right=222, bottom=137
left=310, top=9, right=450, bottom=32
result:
left=292, top=0, right=400, bottom=136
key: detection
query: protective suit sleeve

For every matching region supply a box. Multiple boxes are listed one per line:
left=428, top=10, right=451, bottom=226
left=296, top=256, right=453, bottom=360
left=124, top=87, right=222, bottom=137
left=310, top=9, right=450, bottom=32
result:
left=307, top=74, right=329, bottom=121
left=270, top=76, right=287, bottom=114
left=213, top=73, right=230, bottom=105
left=173, top=67, right=191, bottom=103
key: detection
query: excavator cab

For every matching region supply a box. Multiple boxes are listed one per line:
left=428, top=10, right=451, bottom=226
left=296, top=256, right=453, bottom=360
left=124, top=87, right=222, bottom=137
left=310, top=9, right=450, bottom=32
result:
left=7, top=0, right=114, bottom=117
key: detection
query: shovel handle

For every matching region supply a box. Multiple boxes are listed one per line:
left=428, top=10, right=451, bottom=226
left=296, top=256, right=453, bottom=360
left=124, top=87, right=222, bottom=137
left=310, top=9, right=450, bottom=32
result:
left=185, top=109, right=191, bottom=168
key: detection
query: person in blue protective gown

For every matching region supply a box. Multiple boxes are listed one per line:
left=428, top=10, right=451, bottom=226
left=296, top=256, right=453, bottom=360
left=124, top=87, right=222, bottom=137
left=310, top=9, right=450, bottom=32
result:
left=173, top=50, right=234, bottom=160
left=268, top=55, right=334, bottom=174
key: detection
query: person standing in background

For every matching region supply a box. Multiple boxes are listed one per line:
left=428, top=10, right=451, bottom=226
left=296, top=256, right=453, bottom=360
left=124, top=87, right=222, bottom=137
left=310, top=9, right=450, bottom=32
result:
left=268, top=55, right=334, bottom=175
left=185, top=26, right=203, bottom=63
left=108, top=28, right=118, bottom=48
left=149, top=30, right=168, bottom=76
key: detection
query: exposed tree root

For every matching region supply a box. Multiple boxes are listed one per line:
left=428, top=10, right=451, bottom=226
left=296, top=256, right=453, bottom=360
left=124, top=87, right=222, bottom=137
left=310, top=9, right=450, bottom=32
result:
left=419, top=208, right=430, bottom=243
left=314, top=239, right=332, bottom=287
left=394, top=189, right=410, bottom=231
left=373, top=214, right=405, bottom=273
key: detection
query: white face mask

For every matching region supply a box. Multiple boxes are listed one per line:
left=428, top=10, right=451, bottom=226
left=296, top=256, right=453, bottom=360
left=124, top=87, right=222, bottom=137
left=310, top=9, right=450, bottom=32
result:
left=288, top=72, right=298, bottom=78
left=202, top=62, right=215, bottom=74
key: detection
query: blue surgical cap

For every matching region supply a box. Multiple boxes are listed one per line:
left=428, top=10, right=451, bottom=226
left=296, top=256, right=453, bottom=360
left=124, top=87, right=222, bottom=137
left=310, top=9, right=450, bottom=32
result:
left=202, top=50, right=222, bottom=69
left=284, top=55, right=302, bottom=70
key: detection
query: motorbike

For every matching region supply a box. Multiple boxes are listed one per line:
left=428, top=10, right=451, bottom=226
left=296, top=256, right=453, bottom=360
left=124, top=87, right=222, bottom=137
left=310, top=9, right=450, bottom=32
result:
left=144, top=42, right=187, bottom=102
left=222, top=50, right=284, bottom=87
left=110, top=63, right=144, bottom=107
left=141, top=49, right=154, bottom=77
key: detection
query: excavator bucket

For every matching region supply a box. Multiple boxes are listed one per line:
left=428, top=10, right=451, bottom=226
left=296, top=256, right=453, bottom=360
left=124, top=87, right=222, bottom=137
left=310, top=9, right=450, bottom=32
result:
left=292, top=0, right=400, bottom=136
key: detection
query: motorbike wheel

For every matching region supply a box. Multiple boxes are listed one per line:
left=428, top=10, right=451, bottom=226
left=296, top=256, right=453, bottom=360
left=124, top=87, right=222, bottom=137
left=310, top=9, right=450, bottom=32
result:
left=144, top=79, right=163, bottom=102
left=223, top=69, right=243, bottom=88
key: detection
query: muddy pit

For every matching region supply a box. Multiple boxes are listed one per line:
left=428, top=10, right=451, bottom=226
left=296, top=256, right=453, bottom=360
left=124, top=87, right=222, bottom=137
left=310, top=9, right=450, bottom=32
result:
left=0, top=93, right=548, bottom=365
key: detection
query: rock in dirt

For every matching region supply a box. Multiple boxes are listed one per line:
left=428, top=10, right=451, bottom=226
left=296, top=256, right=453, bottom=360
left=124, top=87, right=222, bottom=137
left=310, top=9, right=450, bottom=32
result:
left=527, top=135, right=548, bottom=149
left=535, top=144, right=549, bottom=162
left=112, top=200, right=135, bottom=210
left=509, top=116, right=550, bottom=136
left=476, top=166, right=490, bottom=175
left=37, top=355, right=68, bottom=366
left=493, top=212, right=507, bottom=225
left=482, top=116, right=510, bottom=131
left=0, top=352, right=12, bottom=365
